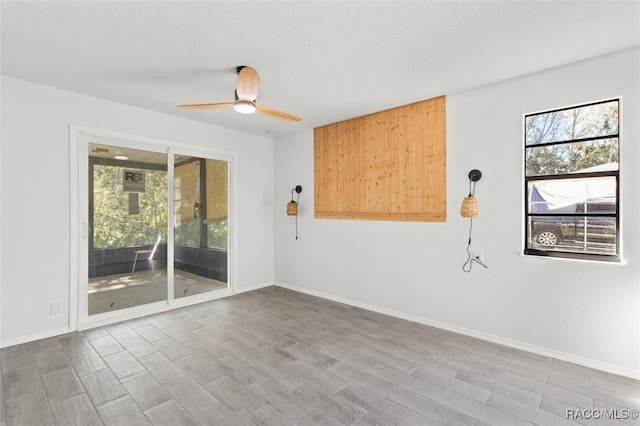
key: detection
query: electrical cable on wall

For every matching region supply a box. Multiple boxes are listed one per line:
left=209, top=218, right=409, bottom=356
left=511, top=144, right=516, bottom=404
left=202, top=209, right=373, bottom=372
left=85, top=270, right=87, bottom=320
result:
left=294, top=189, right=300, bottom=239
left=460, top=170, right=488, bottom=272
left=287, top=185, right=302, bottom=239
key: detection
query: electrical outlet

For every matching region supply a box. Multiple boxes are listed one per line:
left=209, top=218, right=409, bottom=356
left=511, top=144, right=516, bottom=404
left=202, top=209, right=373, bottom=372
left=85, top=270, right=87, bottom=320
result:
left=49, top=301, right=61, bottom=315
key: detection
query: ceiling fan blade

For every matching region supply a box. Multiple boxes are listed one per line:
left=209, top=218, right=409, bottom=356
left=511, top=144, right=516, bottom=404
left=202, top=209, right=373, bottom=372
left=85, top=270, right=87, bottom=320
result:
left=235, top=66, right=260, bottom=101
left=256, top=104, right=301, bottom=121
left=177, top=101, right=235, bottom=109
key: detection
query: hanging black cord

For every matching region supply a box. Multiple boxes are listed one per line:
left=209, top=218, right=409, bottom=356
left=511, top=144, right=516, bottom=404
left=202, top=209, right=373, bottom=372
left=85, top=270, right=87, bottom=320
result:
left=295, top=191, right=300, bottom=240
left=462, top=217, right=474, bottom=272
left=462, top=180, right=482, bottom=273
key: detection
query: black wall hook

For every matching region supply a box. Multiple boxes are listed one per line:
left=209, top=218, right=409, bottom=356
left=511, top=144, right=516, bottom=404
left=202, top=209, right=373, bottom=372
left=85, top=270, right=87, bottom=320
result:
left=468, top=169, right=482, bottom=182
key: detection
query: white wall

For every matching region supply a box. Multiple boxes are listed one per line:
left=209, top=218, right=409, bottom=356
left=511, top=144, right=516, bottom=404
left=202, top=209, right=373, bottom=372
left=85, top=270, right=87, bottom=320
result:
left=1, top=76, right=274, bottom=344
left=274, top=48, right=640, bottom=378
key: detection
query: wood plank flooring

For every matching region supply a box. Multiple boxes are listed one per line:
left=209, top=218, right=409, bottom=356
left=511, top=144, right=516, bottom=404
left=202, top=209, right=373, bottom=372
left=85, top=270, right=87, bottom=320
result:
left=1, top=286, right=638, bottom=425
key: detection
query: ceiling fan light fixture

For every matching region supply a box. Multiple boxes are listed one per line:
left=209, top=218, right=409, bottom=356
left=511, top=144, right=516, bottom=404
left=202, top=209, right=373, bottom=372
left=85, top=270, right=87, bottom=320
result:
left=234, top=100, right=256, bottom=114
left=178, top=67, right=300, bottom=121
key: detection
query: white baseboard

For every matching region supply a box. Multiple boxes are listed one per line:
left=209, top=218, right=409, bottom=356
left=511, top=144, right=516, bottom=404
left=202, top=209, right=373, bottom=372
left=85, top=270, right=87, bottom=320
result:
left=234, top=281, right=273, bottom=295
left=274, top=281, right=640, bottom=380
left=1, top=327, right=72, bottom=349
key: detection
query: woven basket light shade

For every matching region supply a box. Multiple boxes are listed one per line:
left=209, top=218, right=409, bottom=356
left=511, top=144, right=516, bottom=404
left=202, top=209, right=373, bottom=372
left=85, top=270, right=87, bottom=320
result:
left=460, top=196, right=480, bottom=218
left=287, top=201, right=298, bottom=216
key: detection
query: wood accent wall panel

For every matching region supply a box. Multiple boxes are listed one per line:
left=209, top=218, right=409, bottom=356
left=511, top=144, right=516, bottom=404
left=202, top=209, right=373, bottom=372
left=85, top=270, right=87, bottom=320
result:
left=314, top=96, right=446, bottom=221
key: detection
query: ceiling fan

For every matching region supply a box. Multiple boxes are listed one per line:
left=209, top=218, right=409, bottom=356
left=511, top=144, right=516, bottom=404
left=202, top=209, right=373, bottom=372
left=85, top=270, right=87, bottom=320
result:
left=177, top=66, right=301, bottom=122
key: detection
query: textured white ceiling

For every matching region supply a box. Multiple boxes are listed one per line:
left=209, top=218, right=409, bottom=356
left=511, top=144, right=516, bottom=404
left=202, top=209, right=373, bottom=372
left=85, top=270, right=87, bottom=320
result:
left=2, top=1, right=639, bottom=137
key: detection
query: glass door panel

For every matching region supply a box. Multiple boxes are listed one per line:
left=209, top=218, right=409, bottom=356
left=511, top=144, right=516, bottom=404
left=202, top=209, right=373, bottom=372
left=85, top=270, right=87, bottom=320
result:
left=88, top=143, right=168, bottom=315
left=173, top=155, right=229, bottom=299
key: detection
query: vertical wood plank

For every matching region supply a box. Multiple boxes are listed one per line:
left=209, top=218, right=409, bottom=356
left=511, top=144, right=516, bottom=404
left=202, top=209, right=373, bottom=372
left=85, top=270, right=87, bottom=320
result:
left=326, top=123, right=339, bottom=214
left=397, top=103, right=413, bottom=215
left=434, top=96, right=447, bottom=216
left=375, top=113, right=387, bottom=214
left=336, top=122, right=347, bottom=213
left=415, top=100, right=429, bottom=214
left=344, top=117, right=364, bottom=214
left=364, top=114, right=376, bottom=213
left=386, top=107, right=400, bottom=214
left=313, top=127, right=325, bottom=215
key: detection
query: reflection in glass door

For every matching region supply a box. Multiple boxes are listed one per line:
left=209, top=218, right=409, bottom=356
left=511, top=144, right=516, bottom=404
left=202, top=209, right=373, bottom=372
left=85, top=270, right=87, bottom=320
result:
left=173, top=155, right=229, bottom=299
left=88, top=143, right=168, bottom=315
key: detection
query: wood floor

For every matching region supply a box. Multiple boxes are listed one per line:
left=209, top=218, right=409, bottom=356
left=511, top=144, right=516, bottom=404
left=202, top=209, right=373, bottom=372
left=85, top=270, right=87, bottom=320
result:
left=1, top=286, right=638, bottom=425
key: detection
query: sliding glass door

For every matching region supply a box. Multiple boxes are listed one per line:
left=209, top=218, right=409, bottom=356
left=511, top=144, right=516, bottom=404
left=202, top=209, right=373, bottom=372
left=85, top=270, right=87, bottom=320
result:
left=88, top=143, right=169, bottom=316
left=77, top=133, right=232, bottom=326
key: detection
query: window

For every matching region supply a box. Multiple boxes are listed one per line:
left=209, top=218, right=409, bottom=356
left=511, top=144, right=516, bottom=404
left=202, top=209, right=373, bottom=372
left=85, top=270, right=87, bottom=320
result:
left=524, top=99, right=619, bottom=261
left=92, top=162, right=168, bottom=249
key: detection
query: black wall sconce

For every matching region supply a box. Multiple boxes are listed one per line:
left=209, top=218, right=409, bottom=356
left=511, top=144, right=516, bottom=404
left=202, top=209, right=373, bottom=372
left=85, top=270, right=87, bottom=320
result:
left=287, top=185, right=302, bottom=239
left=461, top=169, right=488, bottom=272
left=460, top=169, right=481, bottom=218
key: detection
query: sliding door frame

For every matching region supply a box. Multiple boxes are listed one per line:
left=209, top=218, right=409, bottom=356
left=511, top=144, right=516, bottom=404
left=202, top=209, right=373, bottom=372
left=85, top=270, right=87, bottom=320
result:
left=69, top=125, right=237, bottom=331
